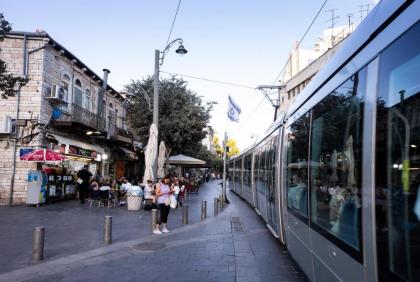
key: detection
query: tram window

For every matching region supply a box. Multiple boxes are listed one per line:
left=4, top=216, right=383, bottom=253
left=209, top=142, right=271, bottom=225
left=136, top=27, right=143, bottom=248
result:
left=310, top=69, right=366, bottom=252
left=286, top=112, right=310, bottom=218
left=376, top=22, right=420, bottom=282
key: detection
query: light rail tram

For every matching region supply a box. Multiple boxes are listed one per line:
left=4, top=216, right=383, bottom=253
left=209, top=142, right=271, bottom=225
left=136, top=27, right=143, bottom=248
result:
left=227, top=0, right=419, bottom=281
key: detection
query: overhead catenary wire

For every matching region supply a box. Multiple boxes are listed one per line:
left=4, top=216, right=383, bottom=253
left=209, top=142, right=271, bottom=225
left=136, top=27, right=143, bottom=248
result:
left=271, top=0, right=329, bottom=85
left=160, top=71, right=255, bottom=90
left=164, top=0, right=182, bottom=49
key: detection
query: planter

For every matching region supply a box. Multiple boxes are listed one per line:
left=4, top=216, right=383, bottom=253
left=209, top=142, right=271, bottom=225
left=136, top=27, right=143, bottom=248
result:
left=127, top=195, right=142, bottom=210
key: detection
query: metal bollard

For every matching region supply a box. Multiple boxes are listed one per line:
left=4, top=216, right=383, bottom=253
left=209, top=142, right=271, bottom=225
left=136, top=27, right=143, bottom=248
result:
left=182, top=204, right=189, bottom=224
left=185, top=190, right=189, bottom=203
left=218, top=197, right=222, bottom=212
left=151, top=209, right=158, bottom=231
left=32, top=227, right=45, bottom=263
left=201, top=201, right=207, bottom=220
left=104, top=216, right=112, bottom=245
left=214, top=197, right=218, bottom=216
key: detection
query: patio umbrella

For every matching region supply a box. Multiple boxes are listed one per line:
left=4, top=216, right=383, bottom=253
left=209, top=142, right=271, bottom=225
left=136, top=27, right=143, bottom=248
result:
left=143, top=123, right=158, bottom=182
left=20, top=148, right=65, bottom=162
left=157, top=141, right=167, bottom=178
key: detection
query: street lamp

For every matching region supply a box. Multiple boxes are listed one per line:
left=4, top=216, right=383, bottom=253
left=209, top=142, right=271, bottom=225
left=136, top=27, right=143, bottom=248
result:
left=153, top=38, right=187, bottom=178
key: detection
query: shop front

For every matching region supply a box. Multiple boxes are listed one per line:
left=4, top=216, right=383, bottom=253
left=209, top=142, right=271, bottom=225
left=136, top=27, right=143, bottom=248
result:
left=44, top=133, right=106, bottom=202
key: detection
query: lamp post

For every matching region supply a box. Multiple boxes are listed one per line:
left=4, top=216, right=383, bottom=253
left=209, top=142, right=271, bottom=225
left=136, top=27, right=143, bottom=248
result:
left=153, top=38, right=187, bottom=179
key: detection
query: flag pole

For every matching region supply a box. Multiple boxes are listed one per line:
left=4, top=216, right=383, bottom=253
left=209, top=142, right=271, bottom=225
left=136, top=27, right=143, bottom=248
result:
left=222, top=132, right=228, bottom=203
left=222, top=101, right=229, bottom=203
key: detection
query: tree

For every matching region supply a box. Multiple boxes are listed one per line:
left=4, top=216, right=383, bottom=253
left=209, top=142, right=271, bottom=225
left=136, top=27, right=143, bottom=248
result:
left=226, top=138, right=240, bottom=157
left=0, top=13, right=27, bottom=99
left=125, top=76, right=213, bottom=158
left=213, top=134, right=240, bottom=158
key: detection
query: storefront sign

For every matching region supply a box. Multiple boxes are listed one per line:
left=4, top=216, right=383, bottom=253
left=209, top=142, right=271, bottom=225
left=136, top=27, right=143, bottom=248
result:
left=60, top=145, right=98, bottom=159
left=20, top=147, right=34, bottom=158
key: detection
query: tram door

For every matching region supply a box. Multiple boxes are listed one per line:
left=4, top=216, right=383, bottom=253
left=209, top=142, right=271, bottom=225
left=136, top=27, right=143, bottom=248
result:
left=266, top=136, right=278, bottom=234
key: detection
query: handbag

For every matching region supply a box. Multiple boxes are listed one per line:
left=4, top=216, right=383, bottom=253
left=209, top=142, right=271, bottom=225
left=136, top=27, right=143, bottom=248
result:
left=169, top=194, right=177, bottom=209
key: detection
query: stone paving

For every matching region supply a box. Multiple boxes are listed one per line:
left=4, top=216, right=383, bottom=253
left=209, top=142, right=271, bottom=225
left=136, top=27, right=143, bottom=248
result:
left=0, top=181, right=306, bottom=282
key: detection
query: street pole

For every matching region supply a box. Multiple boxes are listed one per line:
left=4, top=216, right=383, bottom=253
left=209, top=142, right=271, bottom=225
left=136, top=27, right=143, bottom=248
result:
left=222, top=132, right=227, bottom=202
left=153, top=49, right=160, bottom=181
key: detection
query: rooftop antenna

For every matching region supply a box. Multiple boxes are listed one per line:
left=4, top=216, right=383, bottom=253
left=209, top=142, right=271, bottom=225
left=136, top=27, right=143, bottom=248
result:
left=347, top=13, right=353, bottom=33
left=358, top=4, right=372, bottom=22
left=326, top=9, right=339, bottom=46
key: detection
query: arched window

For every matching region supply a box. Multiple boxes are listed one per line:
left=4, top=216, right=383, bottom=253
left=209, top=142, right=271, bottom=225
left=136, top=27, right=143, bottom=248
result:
left=108, top=103, right=115, bottom=124
left=115, top=108, right=119, bottom=127
left=61, top=74, right=70, bottom=90
left=74, top=79, right=83, bottom=107
left=83, top=88, right=91, bottom=110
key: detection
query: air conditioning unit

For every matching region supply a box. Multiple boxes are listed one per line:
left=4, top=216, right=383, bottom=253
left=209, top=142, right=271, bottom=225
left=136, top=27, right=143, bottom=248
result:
left=46, top=84, right=67, bottom=103
left=0, top=115, right=13, bottom=134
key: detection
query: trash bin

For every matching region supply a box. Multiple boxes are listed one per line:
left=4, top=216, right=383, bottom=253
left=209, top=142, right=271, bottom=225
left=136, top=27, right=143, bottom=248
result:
left=127, top=195, right=142, bottom=210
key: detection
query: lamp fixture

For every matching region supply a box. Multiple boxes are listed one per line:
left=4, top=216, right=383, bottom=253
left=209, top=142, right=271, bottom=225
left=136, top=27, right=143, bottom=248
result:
left=175, top=44, right=188, bottom=55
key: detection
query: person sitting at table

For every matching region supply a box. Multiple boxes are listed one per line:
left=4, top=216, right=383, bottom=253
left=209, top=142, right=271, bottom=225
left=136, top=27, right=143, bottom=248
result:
left=89, top=180, right=100, bottom=198
left=144, top=179, right=156, bottom=203
left=118, top=177, right=131, bottom=204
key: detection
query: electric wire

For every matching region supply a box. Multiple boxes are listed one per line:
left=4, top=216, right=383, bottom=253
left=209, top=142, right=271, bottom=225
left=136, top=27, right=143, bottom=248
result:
left=160, top=71, right=255, bottom=90
left=164, top=0, right=182, bottom=49
left=271, top=0, right=328, bottom=85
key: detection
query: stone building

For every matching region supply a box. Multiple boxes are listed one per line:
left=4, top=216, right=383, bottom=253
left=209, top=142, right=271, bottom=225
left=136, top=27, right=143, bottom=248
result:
left=279, top=26, right=352, bottom=114
left=0, top=31, right=140, bottom=205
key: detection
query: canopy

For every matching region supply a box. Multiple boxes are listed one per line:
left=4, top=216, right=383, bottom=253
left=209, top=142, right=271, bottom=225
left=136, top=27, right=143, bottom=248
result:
left=20, top=149, right=65, bottom=162
left=167, top=154, right=206, bottom=165
left=47, top=133, right=105, bottom=154
left=157, top=141, right=167, bottom=178
left=143, top=124, right=158, bottom=182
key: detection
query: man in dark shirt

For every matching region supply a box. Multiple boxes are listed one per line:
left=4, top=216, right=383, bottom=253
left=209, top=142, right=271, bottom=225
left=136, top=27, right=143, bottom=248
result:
left=77, top=165, right=92, bottom=204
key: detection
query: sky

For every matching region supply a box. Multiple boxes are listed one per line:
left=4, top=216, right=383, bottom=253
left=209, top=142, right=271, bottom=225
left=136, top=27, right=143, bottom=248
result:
left=2, top=0, right=376, bottom=150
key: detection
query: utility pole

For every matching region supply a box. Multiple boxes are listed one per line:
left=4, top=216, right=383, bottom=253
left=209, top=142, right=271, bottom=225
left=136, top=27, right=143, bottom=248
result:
left=326, top=9, right=339, bottom=46
left=152, top=49, right=160, bottom=180
left=256, top=85, right=284, bottom=121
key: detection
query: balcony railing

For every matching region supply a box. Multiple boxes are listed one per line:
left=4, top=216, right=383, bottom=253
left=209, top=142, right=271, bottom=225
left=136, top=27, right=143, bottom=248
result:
left=108, top=115, right=132, bottom=142
left=58, top=103, right=106, bottom=132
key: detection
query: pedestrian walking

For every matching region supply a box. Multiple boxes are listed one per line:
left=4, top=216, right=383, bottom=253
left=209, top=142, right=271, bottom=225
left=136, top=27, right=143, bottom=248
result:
left=76, top=165, right=92, bottom=204
left=153, top=176, right=174, bottom=234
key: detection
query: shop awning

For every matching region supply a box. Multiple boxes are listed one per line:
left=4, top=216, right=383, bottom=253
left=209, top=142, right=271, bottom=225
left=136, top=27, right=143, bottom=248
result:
left=47, top=133, right=105, bottom=154
left=118, top=146, right=138, bottom=160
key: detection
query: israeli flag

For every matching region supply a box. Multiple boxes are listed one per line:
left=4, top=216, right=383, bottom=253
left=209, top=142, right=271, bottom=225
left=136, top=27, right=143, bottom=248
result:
left=227, top=95, right=241, bottom=122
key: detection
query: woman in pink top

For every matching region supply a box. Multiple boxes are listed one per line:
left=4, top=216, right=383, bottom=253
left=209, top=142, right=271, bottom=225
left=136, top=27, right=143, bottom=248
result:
left=153, top=177, right=174, bottom=234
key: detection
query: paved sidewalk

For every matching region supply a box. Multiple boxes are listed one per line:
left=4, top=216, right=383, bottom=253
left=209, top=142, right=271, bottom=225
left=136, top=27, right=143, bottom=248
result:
left=0, top=181, right=306, bottom=282
left=0, top=181, right=221, bottom=274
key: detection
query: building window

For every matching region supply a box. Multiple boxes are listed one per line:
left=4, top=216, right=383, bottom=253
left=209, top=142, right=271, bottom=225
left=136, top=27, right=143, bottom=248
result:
left=288, top=92, right=291, bottom=100
left=61, top=74, right=70, bottom=90
left=60, top=73, right=70, bottom=108
left=83, top=89, right=91, bottom=111
left=74, top=79, right=83, bottom=107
